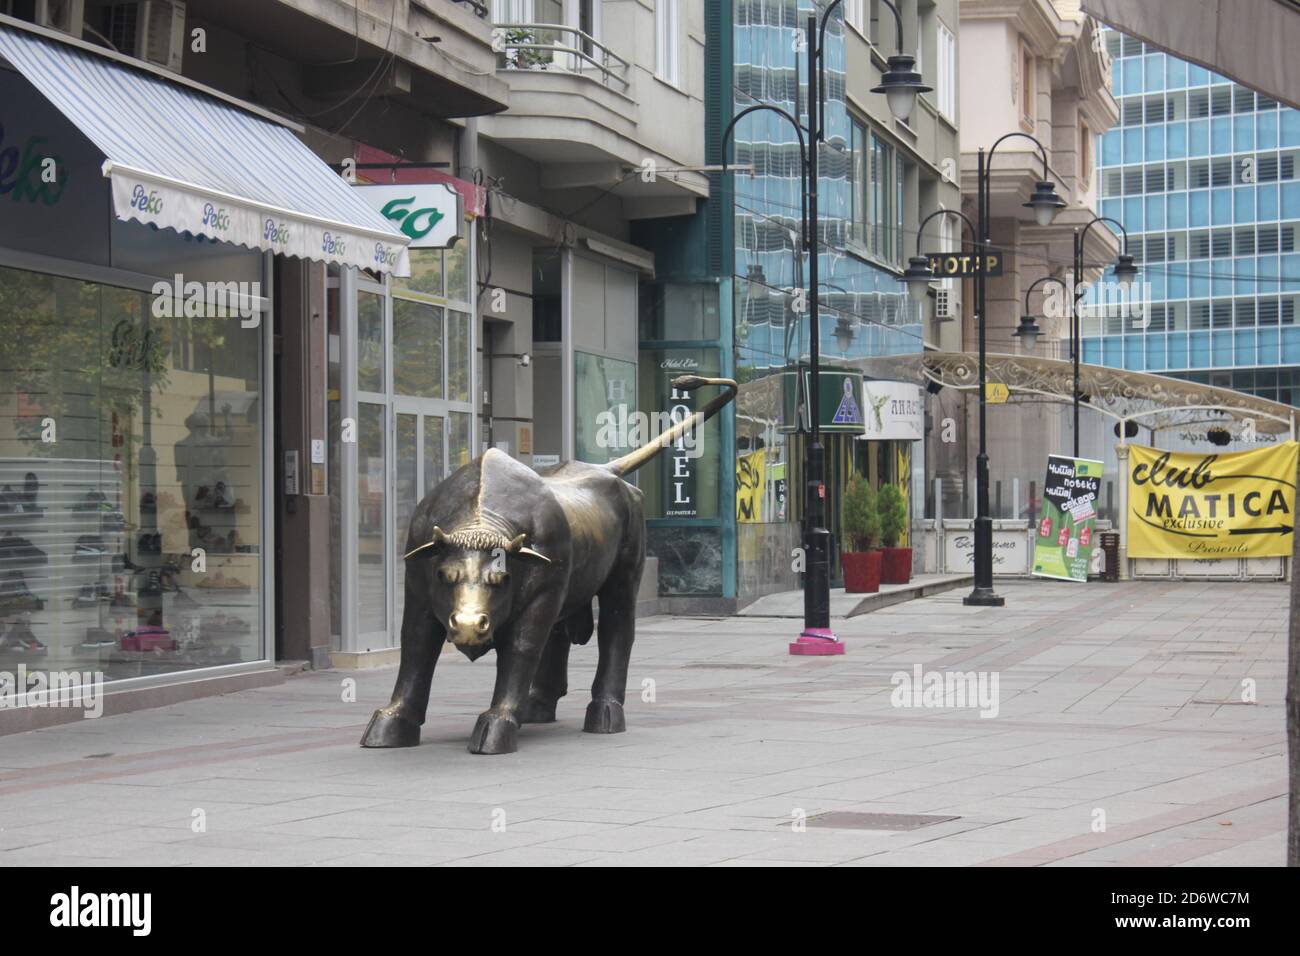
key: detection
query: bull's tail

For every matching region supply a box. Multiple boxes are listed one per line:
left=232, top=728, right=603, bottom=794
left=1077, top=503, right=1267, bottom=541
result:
left=605, top=375, right=738, bottom=479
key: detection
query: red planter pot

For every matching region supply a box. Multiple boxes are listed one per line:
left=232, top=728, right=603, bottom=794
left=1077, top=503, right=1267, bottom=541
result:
left=880, top=547, right=912, bottom=585
left=842, top=550, right=882, bottom=593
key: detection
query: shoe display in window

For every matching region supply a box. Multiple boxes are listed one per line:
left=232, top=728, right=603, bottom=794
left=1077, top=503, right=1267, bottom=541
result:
left=0, top=571, right=43, bottom=612
left=73, top=534, right=107, bottom=558
left=73, top=490, right=109, bottom=512
left=21, top=473, right=43, bottom=516
left=0, top=621, right=47, bottom=656
left=121, top=626, right=175, bottom=652
left=82, top=627, right=118, bottom=648
left=0, top=485, right=30, bottom=516
left=211, top=481, right=236, bottom=511
left=0, top=534, right=48, bottom=566
left=69, top=582, right=111, bottom=608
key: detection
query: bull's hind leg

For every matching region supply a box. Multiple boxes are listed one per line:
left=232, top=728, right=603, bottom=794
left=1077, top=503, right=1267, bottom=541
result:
left=361, top=573, right=444, bottom=748
left=520, top=605, right=589, bottom=723
left=584, top=563, right=642, bottom=735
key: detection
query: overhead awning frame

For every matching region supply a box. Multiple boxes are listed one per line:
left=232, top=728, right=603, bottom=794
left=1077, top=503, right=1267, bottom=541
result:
left=855, top=351, right=1298, bottom=437
left=0, top=22, right=410, bottom=275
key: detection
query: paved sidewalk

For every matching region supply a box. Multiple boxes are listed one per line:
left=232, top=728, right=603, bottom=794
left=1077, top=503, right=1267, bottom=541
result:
left=738, top=572, right=972, bottom=618
left=0, top=580, right=1288, bottom=866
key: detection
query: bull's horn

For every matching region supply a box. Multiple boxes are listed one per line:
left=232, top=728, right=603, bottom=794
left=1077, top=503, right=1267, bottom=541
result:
left=518, top=546, right=551, bottom=564
left=403, top=526, right=451, bottom=560
left=504, top=533, right=526, bottom=552
left=403, top=540, right=437, bottom=561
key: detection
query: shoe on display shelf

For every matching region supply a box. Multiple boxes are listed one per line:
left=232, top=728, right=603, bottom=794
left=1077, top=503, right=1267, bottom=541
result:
left=0, top=571, right=44, bottom=612
left=82, top=627, right=118, bottom=648
left=69, top=582, right=111, bottom=608
left=0, top=622, right=48, bottom=656
left=73, top=534, right=107, bottom=558
left=21, top=473, right=44, bottom=516
left=0, top=534, right=48, bottom=566
left=120, top=626, right=175, bottom=653
left=211, top=481, right=236, bottom=511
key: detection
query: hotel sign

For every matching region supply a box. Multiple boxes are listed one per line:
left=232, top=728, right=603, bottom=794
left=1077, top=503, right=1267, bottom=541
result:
left=923, top=252, right=1003, bottom=277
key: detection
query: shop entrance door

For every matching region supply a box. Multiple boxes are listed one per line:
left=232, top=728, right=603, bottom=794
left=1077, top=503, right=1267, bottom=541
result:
left=393, top=400, right=448, bottom=625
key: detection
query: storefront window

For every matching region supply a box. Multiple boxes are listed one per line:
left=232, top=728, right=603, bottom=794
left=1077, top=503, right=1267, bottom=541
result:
left=574, top=351, right=636, bottom=465
left=445, top=241, right=470, bottom=303
left=393, top=299, right=444, bottom=398
left=356, top=401, right=386, bottom=637
left=448, top=411, right=472, bottom=470
left=448, top=310, right=471, bottom=402
left=395, top=250, right=444, bottom=298
left=0, top=264, right=264, bottom=678
left=358, top=292, right=385, bottom=392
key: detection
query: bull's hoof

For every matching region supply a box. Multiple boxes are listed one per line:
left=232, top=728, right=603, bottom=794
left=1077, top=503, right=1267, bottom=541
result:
left=583, top=699, right=626, bottom=734
left=468, top=712, right=519, bottom=754
left=360, top=708, right=421, bottom=748
left=519, top=697, right=558, bottom=724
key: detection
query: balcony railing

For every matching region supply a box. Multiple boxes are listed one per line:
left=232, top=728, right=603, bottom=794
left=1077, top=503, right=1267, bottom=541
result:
left=492, top=23, right=630, bottom=92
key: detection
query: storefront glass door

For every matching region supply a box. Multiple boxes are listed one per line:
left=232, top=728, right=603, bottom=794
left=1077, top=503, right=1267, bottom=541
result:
left=393, top=403, right=446, bottom=624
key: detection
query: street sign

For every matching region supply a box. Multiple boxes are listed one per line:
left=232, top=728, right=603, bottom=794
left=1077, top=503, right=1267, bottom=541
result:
left=985, top=383, right=1010, bottom=403
left=923, top=252, right=1003, bottom=277
left=780, top=368, right=866, bottom=434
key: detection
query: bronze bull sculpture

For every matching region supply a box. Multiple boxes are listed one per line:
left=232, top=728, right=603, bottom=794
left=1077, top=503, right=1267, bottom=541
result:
left=361, top=375, right=737, bottom=755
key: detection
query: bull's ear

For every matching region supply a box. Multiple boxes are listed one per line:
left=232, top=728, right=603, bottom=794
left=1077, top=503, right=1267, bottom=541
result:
left=517, top=546, right=551, bottom=565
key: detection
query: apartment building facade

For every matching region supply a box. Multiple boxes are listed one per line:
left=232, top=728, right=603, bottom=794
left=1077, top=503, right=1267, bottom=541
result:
left=0, top=0, right=510, bottom=717
left=932, top=0, right=1118, bottom=522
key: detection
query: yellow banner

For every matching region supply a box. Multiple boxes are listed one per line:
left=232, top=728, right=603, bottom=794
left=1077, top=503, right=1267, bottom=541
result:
left=1127, top=442, right=1298, bottom=559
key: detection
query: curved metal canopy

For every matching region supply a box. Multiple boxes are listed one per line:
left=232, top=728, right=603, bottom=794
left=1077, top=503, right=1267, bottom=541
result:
left=853, top=351, right=1298, bottom=436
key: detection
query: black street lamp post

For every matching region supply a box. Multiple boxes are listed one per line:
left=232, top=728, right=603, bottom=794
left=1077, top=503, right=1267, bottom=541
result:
left=1069, top=219, right=1138, bottom=457
left=720, top=0, right=926, bottom=652
left=1020, top=219, right=1138, bottom=457
left=902, top=133, right=1066, bottom=607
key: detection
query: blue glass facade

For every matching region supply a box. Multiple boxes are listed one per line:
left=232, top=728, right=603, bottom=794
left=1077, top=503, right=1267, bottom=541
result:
left=732, top=0, right=923, bottom=376
left=1087, top=30, right=1300, bottom=406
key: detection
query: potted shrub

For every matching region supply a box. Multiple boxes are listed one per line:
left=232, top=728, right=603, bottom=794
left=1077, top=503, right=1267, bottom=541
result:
left=840, top=475, right=882, bottom=593
left=877, top=482, right=912, bottom=585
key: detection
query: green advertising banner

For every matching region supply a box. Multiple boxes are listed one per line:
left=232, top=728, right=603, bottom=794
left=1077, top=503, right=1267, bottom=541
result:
left=1031, top=455, right=1103, bottom=582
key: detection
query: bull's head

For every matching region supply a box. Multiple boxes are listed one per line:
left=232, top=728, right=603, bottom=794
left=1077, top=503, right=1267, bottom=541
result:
left=403, top=527, right=549, bottom=657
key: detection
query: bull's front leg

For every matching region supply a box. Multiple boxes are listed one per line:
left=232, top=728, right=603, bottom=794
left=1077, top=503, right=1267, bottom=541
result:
left=361, top=573, right=444, bottom=748
left=468, top=594, right=560, bottom=754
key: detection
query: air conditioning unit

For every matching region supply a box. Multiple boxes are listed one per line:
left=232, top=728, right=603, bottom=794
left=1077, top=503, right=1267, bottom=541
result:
left=102, top=1, right=186, bottom=73
left=934, top=287, right=957, bottom=322
left=35, top=0, right=85, bottom=35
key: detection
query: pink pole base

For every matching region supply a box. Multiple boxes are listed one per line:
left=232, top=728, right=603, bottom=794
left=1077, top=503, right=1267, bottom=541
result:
left=789, top=628, right=845, bottom=656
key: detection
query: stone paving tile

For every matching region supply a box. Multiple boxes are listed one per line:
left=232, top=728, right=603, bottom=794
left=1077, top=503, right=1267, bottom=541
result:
left=0, top=580, right=1289, bottom=866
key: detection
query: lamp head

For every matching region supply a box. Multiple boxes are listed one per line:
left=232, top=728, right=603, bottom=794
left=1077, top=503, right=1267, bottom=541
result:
left=1013, top=314, right=1042, bottom=351
left=1024, top=180, right=1067, bottom=227
left=1112, top=253, right=1139, bottom=291
left=903, top=255, right=935, bottom=303
left=872, top=55, right=931, bottom=123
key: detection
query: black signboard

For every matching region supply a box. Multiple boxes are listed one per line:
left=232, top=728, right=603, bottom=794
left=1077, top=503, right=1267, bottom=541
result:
left=923, top=252, right=1004, bottom=277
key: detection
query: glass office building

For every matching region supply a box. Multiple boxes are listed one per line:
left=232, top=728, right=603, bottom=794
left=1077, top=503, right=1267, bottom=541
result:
left=1088, top=30, right=1300, bottom=406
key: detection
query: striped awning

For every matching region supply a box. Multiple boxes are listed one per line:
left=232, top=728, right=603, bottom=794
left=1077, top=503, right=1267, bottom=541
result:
left=0, top=24, right=410, bottom=275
